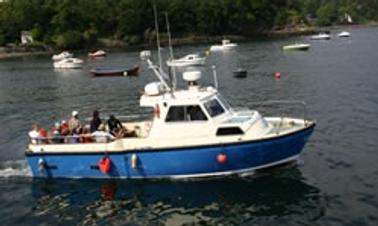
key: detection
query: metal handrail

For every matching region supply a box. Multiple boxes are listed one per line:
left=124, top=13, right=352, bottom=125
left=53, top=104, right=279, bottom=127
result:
left=29, top=133, right=115, bottom=145
left=248, top=100, right=308, bottom=126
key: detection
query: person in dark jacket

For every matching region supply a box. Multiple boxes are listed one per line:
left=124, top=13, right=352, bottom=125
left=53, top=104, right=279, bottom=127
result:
left=107, top=115, right=123, bottom=136
left=90, top=110, right=102, bottom=133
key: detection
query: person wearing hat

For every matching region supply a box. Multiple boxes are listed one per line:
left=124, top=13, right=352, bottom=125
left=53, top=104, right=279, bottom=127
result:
left=68, top=110, right=81, bottom=133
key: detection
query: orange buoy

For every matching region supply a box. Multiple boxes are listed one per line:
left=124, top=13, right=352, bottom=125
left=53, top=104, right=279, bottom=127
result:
left=217, top=153, right=228, bottom=164
left=98, top=157, right=112, bottom=174
left=275, top=72, right=281, bottom=80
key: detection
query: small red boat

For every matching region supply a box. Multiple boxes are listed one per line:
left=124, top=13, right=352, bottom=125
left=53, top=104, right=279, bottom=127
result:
left=88, top=50, right=107, bottom=58
left=90, top=66, right=139, bottom=77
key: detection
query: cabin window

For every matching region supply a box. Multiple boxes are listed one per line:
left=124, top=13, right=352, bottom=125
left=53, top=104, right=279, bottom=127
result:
left=204, top=98, right=225, bottom=118
left=165, top=105, right=207, bottom=122
left=216, top=127, right=244, bottom=136
left=217, top=94, right=232, bottom=110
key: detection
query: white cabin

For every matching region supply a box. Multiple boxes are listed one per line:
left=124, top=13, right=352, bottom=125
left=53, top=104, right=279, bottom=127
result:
left=139, top=71, right=271, bottom=140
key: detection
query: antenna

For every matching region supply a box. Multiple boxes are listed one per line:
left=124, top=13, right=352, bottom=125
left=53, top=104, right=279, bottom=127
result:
left=165, top=13, right=174, bottom=60
left=212, top=65, right=218, bottom=89
left=164, top=12, right=177, bottom=90
left=153, top=2, right=163, bottom=75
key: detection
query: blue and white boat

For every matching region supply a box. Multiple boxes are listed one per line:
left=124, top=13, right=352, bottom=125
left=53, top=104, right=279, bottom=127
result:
left=25, top=49, right=315, bottom=179
left=25, top=8, right=315, bottom=179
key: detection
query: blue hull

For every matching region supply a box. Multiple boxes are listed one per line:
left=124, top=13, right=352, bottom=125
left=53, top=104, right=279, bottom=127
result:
left=26, top=125, right=315, bottom=179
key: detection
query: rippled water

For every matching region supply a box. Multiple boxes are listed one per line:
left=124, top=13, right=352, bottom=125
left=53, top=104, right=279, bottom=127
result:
left=1, top=26, right=378, bottom=225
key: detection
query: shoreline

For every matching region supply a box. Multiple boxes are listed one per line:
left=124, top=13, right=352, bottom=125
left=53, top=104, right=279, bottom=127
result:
left=1, top=24, right=376, bottom=60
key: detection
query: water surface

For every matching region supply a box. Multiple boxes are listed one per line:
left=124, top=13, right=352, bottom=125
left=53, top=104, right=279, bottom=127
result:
left=0, top=26, right=378, bottom=225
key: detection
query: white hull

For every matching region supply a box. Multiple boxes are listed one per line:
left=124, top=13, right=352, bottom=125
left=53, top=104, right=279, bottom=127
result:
left=210, top=44, right=237, bottom=51
left=337, top=31, right=350, bottom=37
left=52, top=52, right=73, bottom=61
left=283, top=43, right=310, bottom=51
left=311, top=33, right=331, bottom=40
left=167, top=58, right=206, bottom=67
left=210, top=39, right=238, bottom=51
left=53, top=58, right=83, bottom=69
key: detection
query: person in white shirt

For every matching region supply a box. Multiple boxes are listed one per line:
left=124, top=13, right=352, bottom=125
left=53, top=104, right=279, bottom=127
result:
left=68, top=110, right=81, bottom=133
left=28, top=124, right=41, bottom=144
left=91, top=130, right=115, bottom=143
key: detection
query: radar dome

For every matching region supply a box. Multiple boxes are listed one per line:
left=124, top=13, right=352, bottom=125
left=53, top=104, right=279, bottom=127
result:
left=183, top=71, right=201, bottom=82
left=144, top=82, right=163, bottom=96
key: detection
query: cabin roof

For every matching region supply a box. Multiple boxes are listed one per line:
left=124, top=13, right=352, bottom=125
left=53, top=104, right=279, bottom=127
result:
left=140, top=86, right=218, bottom=107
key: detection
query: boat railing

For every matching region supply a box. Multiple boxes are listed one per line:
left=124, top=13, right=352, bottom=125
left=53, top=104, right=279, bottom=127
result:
left=29, top=134, right=115, bottom=145
left=251, top=100, right=310, bottom=127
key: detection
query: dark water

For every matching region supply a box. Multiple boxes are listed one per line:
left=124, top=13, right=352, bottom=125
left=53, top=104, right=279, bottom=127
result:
left=1, top=26, right=378, bottom=225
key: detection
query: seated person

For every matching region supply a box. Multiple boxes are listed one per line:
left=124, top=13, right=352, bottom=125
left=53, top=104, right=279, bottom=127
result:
left=28, top=124, right=41, bottom=144
left=50, top=122, right=63, bottom=144
left=66, top=127, right=81, bottom=144
left=38, top=127, right=49, bottom=144
left=107, top=115, right=124, bottom=137
left=60, top=120, right=70, bottom=136
left=90, top=110, right=102, bottom=133
left=81, top=126, right=93, bottom=143
left=91, top=126, right=115, bottom=143
left=68, top=110, right=81, bottom=134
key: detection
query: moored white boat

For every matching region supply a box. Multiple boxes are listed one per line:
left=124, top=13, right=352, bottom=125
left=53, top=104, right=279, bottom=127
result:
left=88, top=50, right=107, bottom=58
left=282, top=43, right=310, bottom=51
left=210, top=39, right=238, bottom=51
left=53, top=57, right=84, bottom=69
left=311, top=33, right=331, bottom=40
left=166, top=54, right=206, bottom=67
left=337, top=31, right=350, bottom=37
left=52, top=51, right=73, bottom=61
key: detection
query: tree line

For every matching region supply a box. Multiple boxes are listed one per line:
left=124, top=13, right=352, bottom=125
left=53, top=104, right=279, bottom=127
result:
left=0, top=0, right=377, bottom=49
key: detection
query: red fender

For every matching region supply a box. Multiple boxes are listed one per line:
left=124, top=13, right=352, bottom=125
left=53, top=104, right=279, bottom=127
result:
left=98, top=157, right=112, bottom=174
left=217, top=153, right=228, bottom=164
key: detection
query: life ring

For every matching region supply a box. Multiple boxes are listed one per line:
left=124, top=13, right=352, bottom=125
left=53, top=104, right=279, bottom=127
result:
left=98, top=157, right=112, bottom=174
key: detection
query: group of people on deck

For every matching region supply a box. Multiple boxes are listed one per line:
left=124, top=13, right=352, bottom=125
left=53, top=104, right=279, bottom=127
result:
left=28, top=110, right=134, bottom=144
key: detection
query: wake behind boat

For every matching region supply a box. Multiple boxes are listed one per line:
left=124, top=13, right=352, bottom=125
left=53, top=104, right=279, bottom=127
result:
left=90, top=66, right=139, bottom=77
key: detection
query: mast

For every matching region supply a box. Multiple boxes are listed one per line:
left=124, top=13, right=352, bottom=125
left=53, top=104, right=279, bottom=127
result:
left=152, top=2, right=163, bottom=76
left=164, top=12, right=177, bottom=90
left=165, top=12, right=174, bottom=60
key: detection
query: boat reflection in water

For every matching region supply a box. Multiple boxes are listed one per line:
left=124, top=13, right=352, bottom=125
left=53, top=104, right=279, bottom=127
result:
left=30, top=166, right=325, bottom=225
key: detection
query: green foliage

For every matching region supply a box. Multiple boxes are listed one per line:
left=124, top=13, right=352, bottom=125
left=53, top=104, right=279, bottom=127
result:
left=53, top=30, right=84, bottom=49
left=0, top=0, right=378, bottom=48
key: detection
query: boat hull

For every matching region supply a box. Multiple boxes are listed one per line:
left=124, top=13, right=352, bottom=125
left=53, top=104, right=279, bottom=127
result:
left=25, top=124, right=315, bottom=179
left=282, top=44, right=310, bottom=51
left=167, top=58, right=205, bottom=67
left=90, top=66, right=139, bottom=77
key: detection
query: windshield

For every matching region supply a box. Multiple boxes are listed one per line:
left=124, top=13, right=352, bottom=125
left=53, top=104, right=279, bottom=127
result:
left=217, top=94, right=232, bottom=111
left=204, top=98, right=225, bottom=118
